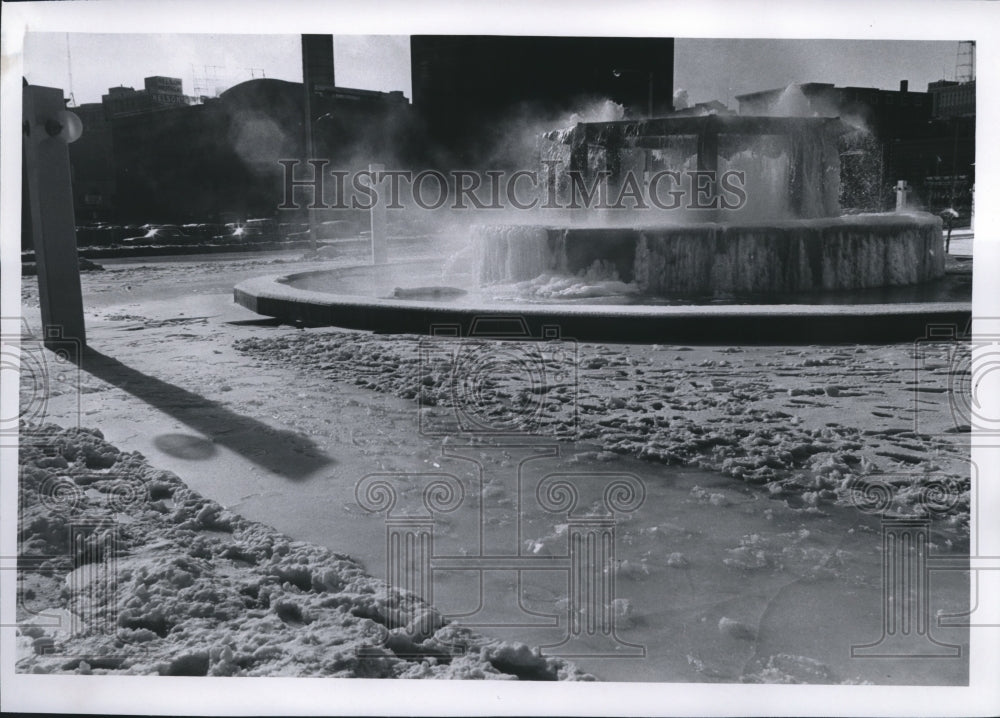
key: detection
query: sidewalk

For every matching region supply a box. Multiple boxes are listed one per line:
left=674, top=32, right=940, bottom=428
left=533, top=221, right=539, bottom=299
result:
left=20, top=290, right=420, bottom=577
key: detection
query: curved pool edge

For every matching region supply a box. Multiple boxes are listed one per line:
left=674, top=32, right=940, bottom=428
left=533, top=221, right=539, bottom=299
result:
left=234, top=269, right=971, bottom=344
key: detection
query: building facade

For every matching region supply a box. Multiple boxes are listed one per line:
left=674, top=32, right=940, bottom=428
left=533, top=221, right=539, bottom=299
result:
left=735, top=81, right=974, bottom=216
left=101, top=76, right=194, bottom=119
left=410, top=35, right=675, bottom=166
left=93, top=78, right=411, bottom=224
left=928, top=80, right=976, bottom=119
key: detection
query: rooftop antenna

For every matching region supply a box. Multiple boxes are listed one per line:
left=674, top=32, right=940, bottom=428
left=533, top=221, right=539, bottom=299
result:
left=193, top=64, right=225, bottom=97
left=191, top=63, right=208, bottom=96
left=65, top=34, right=76, bottom=106
left=207, top=64, right=226, bottom=95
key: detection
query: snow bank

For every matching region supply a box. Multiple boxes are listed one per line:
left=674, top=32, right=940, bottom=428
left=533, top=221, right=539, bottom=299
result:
left=15, top=424, right=593, bottom=680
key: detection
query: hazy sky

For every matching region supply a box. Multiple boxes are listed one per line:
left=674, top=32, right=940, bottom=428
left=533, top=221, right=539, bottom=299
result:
left=23, top=33, right=965, bottom=108
left=675, top=39, right=967, bottom=106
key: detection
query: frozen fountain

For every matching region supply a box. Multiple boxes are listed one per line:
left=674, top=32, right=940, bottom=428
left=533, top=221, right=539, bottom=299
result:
left=235, top=112, right=967, bottom=342
left=477, top=114, right=945, bottom=297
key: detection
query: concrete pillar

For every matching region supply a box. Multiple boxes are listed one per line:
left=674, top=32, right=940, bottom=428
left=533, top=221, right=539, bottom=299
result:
left=22, top=85, right=86, bottom=353
left=568, top=125, right=591, bottom=223
left=695, top=129, right=719, bottom=217
left=604, top=126, right=624, bottom=200
left=568, top=124, right=589, bottom=177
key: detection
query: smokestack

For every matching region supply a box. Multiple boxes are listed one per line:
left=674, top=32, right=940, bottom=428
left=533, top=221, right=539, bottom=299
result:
left=302, top=35, right=335, bottom=92
left=899, top=80, right=908, bottom=93
left=301, top=35, right=333, bottom=253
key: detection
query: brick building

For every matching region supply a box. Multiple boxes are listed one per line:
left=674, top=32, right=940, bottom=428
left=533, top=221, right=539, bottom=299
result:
left=735, top=81, right=974, bottom=215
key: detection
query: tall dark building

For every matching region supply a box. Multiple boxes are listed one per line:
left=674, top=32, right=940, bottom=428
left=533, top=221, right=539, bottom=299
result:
left=302, top=35, right=335, bottom=92
left=410, top=36, right=674, bottom=164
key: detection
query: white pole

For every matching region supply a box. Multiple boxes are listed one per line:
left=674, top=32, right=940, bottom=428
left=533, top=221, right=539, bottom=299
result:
left=369, top=162, right=387, bottom=264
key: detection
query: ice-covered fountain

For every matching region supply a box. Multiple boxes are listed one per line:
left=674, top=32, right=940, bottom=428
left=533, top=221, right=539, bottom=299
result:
left=478, top=114, right=944, bottom=296
left=235, top=111, right=968, bottom=343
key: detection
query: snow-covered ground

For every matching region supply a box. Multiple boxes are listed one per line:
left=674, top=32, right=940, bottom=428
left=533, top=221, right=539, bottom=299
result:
left=16, top=424, right=591, bottom=679
left=15, top=244, right=971, bottom=682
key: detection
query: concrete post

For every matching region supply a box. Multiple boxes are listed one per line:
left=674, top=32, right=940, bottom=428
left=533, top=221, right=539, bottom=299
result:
left=22, top=85, right=86, bottom=353
left=568, top=125, right=590, bottom=224
left=695, top=128, right=719, bottom=218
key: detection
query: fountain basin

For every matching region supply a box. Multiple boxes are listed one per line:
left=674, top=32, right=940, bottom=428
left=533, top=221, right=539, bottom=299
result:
left=234, top=258, right=969, bottom=344
left=478, top=213, right=945, bottom=295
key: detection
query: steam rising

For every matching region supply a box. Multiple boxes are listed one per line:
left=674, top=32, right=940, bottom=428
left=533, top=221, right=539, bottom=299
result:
left=771, top=85, right=813, bottom=117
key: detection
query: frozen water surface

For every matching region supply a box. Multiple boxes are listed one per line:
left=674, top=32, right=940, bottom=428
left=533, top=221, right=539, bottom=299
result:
left=219, top=374, right=968, bottom=684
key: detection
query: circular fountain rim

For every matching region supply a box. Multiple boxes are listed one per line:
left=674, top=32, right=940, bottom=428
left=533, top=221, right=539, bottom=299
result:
left=234, top=260, right=970, bottom=344
left=472, top=211, right=945, bottom=232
